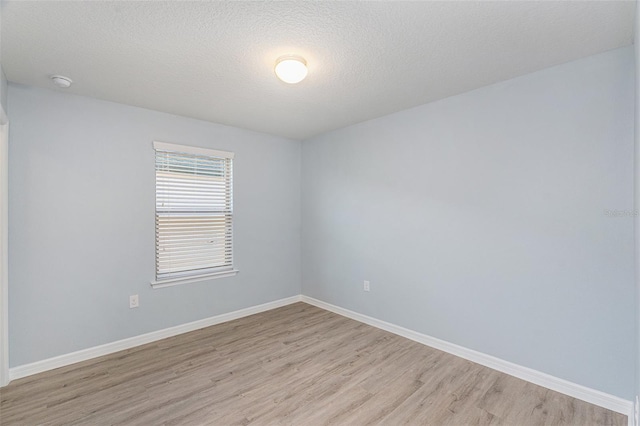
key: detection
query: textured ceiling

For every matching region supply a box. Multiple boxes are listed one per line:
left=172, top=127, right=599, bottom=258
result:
left=1, top=1, right=636, bottom=140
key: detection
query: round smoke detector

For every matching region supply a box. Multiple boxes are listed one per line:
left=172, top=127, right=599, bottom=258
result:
left=50, top=75, right=73, bottom=88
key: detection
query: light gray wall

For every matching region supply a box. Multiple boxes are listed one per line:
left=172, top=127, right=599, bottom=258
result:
left=0, top=66, right=7, bottom=116
left=302, top=47, right=635, bottom=399
left=635, top=0, right=640, bottom=406
left=8, top=84, right=301, bottom=367
left=0, top=0, right=6, bottom=117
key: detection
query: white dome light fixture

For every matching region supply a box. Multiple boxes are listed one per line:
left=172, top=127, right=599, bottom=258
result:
left=274, top=55, right=308, bottom=84
left=50, top=75, right=73, bottom=88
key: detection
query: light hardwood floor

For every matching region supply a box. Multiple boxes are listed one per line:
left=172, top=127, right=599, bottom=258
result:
left=0, top=302, right=627, bottom=425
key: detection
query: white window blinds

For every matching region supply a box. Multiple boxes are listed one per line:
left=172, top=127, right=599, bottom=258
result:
left=154, top=142, right=234, bottom=283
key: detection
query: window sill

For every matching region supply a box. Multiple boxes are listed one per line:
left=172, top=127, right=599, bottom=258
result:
left=151, top=269, right=239, bottom=289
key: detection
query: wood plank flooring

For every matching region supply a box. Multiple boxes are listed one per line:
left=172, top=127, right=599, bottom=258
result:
left=0, top=302, right=627, bottom=425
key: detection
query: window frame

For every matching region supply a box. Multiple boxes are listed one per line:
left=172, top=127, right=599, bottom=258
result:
left=151, top=141, right=238, bottom=288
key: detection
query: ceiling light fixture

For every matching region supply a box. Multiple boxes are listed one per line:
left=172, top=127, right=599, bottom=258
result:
left=274, top=55, right=308, bottom=84
left=50, top=75, right=73, bottom=88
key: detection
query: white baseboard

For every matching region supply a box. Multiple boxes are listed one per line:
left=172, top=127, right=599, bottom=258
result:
left=301, top=295, right=635, bottom=426
left=8, top=295, right=302, bottom=382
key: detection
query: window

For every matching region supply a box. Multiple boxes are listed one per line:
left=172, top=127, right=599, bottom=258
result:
left=153, top=142, right=236, bottom=287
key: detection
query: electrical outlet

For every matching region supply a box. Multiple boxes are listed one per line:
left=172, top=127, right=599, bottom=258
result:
left=129, top=294, right=139, bottom=309
left=363, top=280, right=370, bottom=292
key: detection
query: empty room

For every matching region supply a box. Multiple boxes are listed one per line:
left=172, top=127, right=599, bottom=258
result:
left=0, top=1, right=639, bottom=425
